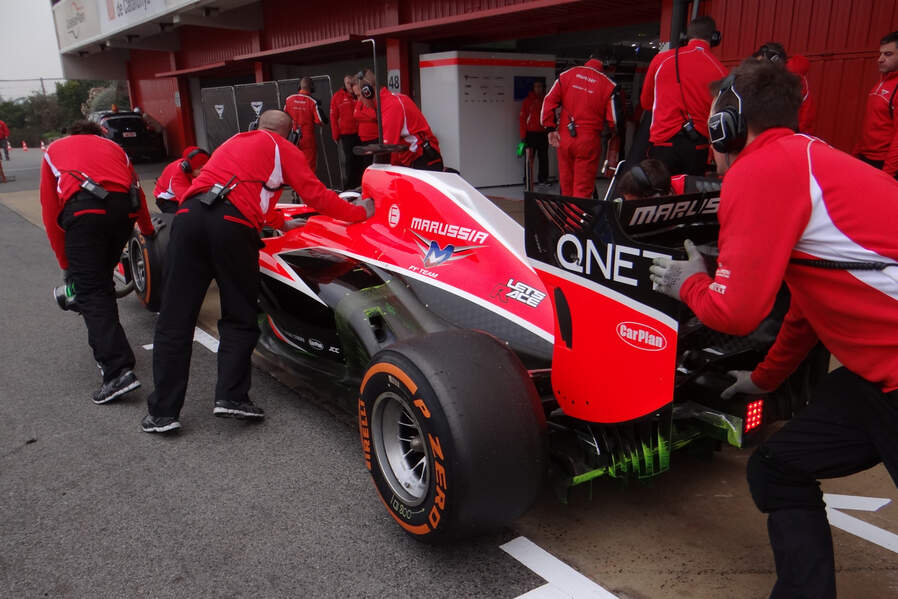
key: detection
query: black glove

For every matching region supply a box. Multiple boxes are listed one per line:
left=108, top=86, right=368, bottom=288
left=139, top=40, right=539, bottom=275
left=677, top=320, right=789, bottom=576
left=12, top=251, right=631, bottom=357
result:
left=359, top=197, right=375, bottom=219
left=144, top=228, right=158, bottom=240
left=62, top=269, right=72, bottom=285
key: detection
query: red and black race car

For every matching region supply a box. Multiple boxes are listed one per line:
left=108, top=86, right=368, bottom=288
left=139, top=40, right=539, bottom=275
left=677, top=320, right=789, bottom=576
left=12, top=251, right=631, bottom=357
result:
left=122, top=161, right=827, bottom=542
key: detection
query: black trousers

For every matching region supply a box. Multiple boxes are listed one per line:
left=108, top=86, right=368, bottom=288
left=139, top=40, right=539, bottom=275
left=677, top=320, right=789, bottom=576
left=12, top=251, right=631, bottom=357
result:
left=156, top=197, right=179, bottom=214
left=147, top=196, right=262, bottom=418
left=648, top=130, right=709, bottom=176
left=61, top=192, right=136, bottom=382
left=525, top=131, right=549, bottom=183
left=0, top=138, right=8, bottom=160
left=747, top=368, right=898, bottom=599
left=856, top=154, right=885, bottom=170
left=411, top=151, right=444, bottom=172
left=338, top=133, right=362, bottom=190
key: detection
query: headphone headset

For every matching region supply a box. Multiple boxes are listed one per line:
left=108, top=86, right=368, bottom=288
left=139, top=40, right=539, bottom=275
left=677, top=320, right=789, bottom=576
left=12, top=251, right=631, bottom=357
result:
left=678, top=28, right=721, bottom=47
left=757, top=43, right=786, bottom=63
left=180, top=148, right=209, bottom=173
left=356, top=71, right=375, bottom=100
left=629, top=164, right=669, bottom=196
left=708, top=75, right=747, bottom=154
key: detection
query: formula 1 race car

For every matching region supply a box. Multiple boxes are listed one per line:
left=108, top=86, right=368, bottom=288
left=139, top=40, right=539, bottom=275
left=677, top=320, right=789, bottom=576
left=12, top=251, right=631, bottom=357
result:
left=122, top=161, right=828, bottom=542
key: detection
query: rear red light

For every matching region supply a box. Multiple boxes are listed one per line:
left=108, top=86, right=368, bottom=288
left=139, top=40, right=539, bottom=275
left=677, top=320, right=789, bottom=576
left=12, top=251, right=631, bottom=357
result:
left=744, top=399, right=764, bottom=432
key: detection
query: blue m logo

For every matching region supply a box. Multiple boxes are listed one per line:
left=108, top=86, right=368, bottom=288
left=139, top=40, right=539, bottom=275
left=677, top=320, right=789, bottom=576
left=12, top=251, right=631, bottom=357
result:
left=423, top=241, right=455, bottom=267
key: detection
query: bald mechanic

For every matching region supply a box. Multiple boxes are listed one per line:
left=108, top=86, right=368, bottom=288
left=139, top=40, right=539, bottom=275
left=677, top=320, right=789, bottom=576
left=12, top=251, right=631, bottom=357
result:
left=141, top=110, right=374, bottom=433
left=284, top=77, right=324, bottom=172
left=649, top=60, right=898, bottom=598
left=41, top=120, right=156, bottom=404
left=541, top=57, right=618, bottom=198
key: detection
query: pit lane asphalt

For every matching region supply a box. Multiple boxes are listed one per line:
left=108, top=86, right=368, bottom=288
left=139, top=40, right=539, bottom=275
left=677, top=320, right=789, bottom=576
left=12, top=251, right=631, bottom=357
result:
left=0, top=159, right=540, bottom=597
left=4, top=149, right=898, bottom=598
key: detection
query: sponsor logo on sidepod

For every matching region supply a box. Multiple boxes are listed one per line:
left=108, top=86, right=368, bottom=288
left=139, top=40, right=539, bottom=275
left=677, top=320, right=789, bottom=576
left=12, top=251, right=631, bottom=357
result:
left=388, top=204, right=400, bottom=227
left=616, top=321, right=667, bottom=351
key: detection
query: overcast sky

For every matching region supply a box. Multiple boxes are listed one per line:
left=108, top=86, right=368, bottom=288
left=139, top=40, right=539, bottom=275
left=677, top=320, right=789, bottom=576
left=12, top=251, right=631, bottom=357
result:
left=0, top=0, right=65, bottom=99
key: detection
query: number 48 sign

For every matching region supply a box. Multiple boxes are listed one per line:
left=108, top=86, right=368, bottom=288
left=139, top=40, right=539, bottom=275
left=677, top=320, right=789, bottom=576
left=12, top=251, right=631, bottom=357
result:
left=387, top=69, right=401, bottom=93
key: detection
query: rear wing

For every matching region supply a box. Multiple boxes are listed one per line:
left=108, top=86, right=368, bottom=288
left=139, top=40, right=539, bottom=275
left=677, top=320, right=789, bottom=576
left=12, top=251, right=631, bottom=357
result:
left=524, top=191, right=719, bottom=423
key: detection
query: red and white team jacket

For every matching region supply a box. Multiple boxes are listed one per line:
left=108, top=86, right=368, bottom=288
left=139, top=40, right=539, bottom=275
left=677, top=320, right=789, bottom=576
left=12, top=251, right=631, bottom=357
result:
left=379, top=87, right=441, bottom=167
left=182, top=129, right=366, bottom=229
left=283, top=91, right=323, bottom=138
left=640, top=39, right=727, bottom=144
left=541, top=59, right=617, bottom=133
left=153, top=159, right=192, bottom=203
left=519, top=91, right=545, bottom=139
left=329, top=88, right=358, bottom=141
left=680, top=128, right=898, bottom=392
left=853, top=70, right=898, bottom=176
left=40, top=134, right=154, bottom=269
left=354, top=100, right=378, bottom=142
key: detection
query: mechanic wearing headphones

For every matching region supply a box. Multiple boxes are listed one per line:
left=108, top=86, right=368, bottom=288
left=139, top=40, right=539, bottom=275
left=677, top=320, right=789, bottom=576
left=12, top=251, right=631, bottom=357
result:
left=753, top=42, right=817, bottom=135
left=353, top=69, right=379, bottom=171
left=283, top=77, right=324, bottom=172
left=153, top=146, right=210, bottom=213
left=640, top=16, right=727, bottom=176
left=854, top=30, right=898, bottom=177
left=616, top=158, right=720, bottom=200
left=141, top=110, right=374, bottom=434
left=40, top=120, right=156, bottom=404
left=376, top=83, right=444, bottom=171
left=650, top=59, right=898, bottom=598
left=331, top=74, right=362, bottom=189
left=540, top=56, right=618, bottom=198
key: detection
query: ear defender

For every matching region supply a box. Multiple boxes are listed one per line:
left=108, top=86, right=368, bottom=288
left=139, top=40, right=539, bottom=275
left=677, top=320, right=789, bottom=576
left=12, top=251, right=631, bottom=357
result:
left=708, top=75, right=747, bottom=154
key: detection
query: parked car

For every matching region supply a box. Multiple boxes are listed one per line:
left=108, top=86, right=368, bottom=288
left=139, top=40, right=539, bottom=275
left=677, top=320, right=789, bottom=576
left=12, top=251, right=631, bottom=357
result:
left=88, top=110, right=166, bottom=162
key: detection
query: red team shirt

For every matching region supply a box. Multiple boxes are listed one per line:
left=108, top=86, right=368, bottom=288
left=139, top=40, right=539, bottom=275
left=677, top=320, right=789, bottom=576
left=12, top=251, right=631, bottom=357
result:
left=540, top=59, right=617, bottom=133
left=519, top=90, right=545, bottom=138
left=379, top=87, right=441, bottom=167
left=40, top=134, right=154, bottom=269
left=283, top=90, right=323, bottom=135
left=680, top=128, right=898, bottom=392
left=182, top=129, right=367, bottom=230
left=640, top=39, right=727, bottom=143
left=853, top=70, right=898, bottom=176
left=329, top=88, right=358, bottom=140
left=354, top=100, right=379, bottom=142
left=153, top=159, right=192, bottom=203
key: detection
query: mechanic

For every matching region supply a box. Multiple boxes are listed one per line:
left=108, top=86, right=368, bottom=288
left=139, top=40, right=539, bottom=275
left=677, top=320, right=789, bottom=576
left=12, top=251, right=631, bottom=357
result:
left=40, top=120, right=156, bottom=404
left=520, top=80, right=550, bottom=186
left=615, top=158, right=720, bottom=200
left=0, top=118, right=9, bottom=160
left=649, top=59, right=898, bottom=599
left=331, top=74, right=362, bottom=189
left=753, top=42, right=817, bottom=135
left=152, top=146, right=209, bottom=213
left=378, top=86, right=444, bottom=171
left=353, top=69, right=379, bottom=172
left=283, top=77, right=324, bottom=172
left=141, top=110, right=374, bottom=434
left=640, top=16, right=727, bottom=176
left=541, top=56, right=618, bottom=198
left=854, top=30, right=898, bottom=177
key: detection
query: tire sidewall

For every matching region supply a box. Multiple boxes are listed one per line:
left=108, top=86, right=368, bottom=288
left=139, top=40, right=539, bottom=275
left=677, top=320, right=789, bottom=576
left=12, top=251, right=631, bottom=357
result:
left=359, top=352, right=456, bottom=541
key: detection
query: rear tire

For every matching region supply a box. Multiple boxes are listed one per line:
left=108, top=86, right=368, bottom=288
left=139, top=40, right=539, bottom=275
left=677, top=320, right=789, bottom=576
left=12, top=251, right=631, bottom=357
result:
left=359, top=329, right=547, bottom=543
left=128, top=213, right=173, bottom=312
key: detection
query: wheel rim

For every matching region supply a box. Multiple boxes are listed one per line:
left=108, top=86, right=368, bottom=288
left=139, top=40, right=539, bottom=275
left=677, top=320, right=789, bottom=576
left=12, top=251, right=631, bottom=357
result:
left=371, top=391, right=430, bottom=506
left=128, top=238, right=147, bottom=294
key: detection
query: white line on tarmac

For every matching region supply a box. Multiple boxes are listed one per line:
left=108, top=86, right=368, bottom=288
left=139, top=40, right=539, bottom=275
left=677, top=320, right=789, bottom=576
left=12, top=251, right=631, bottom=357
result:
left=824, top=493, right=898, bottom=554
left=501, top=536, right=619, bottom=599
left=142, top=327, right=219, bottom=353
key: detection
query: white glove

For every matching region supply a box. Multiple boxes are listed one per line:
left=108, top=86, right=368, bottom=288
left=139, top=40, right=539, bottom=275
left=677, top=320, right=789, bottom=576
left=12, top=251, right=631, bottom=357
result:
left=339, top=191, right=361, bottom=201
left=649, top=239, right=708, bottom=300
left=359, top=197, right=375, bottom=219
left=721, top=370, right=770, bottom=399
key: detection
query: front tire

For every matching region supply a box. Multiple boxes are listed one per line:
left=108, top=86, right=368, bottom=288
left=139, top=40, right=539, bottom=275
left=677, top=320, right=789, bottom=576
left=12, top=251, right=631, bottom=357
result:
left=128, top=213, right=173, bottom=312
left=359, top=330, right=547, bottom=543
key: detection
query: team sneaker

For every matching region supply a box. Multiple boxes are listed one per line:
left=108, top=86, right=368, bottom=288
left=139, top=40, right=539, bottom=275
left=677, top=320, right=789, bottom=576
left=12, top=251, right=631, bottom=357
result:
left=92, top=370, right=140, bottom=404
left=213, top=398, right=265, bottom=420
left=141, top=414, right=182, bottom=434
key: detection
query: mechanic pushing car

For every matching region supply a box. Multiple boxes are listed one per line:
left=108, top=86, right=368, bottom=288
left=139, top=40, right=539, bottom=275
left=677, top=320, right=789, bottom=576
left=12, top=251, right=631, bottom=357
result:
left=640, top=16, right=727, bottom=176
left=376, top=84, right=444, bottom=171
left=40, top=120, right=156, bottom=404
left=141, top=110, right=374, bottom=434
left=540, top=56, right=618, bottom=198
left=152, top=146, right=210, bottom=213
left=283, top=77, right=325, bottom=172
left=649, top=59, right=898, bottom=599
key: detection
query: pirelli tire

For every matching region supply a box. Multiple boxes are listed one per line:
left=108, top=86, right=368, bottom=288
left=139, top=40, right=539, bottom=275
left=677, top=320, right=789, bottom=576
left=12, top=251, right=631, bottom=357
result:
left=128, top=213, right=173, bottom=312
left=358, top=329, right=547, bottom=543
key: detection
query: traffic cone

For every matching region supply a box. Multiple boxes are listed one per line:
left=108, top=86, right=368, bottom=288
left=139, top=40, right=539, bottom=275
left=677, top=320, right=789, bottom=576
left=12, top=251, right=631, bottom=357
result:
left=40, top=141, right=46, bottom=153
left=21, top=141, right=27, bottom=152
